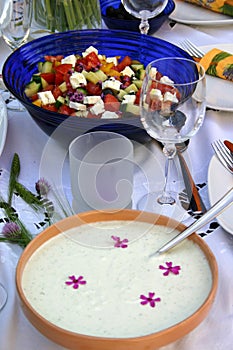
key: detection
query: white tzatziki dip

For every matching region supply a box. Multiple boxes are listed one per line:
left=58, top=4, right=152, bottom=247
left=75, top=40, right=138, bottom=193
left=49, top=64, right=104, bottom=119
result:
left=22, top=220, right=213, bottom=338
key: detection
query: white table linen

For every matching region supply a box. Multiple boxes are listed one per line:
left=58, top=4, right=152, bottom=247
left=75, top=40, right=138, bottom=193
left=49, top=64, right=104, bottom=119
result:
left=0, top=20, right=233, bottom=350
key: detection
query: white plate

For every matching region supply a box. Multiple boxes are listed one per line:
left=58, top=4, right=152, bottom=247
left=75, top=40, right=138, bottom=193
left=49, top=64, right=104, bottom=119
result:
left=199, top=44, right=233, bottom=111
left=0, top=95, right=8, bottom=157
left=208, top=155, right=233, bottom=235
left=170, top=0, right=233, bottom=25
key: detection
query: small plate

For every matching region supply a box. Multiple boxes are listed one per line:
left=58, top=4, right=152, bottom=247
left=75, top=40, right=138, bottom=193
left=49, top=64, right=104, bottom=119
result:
left=208, top=155, right=233, bottom=235
left=199, top=44, right=233, bottom=111
left=0, top=95, right=8, bottom=157
left=170, top=0, right=233, bottom=25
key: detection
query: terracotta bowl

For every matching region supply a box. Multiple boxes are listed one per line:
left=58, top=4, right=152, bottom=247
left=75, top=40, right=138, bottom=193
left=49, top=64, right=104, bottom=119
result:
left=16, top=210, right=218, bottom=350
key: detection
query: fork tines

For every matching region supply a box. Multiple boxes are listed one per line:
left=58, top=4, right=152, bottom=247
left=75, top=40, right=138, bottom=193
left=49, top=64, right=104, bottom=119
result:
left=212, top=139, right=233, bottom=174
left=180, top=39, right=204, bottom=59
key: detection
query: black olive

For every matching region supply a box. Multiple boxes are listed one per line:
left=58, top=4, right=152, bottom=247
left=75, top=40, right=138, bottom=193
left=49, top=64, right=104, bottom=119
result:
left=102, top=88, right=115, bottom=96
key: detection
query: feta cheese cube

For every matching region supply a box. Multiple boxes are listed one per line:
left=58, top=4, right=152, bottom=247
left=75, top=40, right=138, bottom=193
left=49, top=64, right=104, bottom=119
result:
left=90, top=99, right=105, bottom=115
left=38, top=91, right=56, bottom=105
left=122, top=94, right=136, bottom=104
left=121, top=66, right=135, bottom=77
left=82, top=46, right=98, bottom=57
left=61, top=54, right=76, bottom=67
left=70, top=72, right=87, bottom=89
left=164, top=91, right=179, bottom=103
left=150, top=67, right=158, bottom=79
left=101, top=111, right=119, bottom=119
left=160, top=76, right=174, bottom=85
left=149, top=89, right=163, bottom=101
left=83, top=96, right=101, bottom=105
left=69, top=101, right=87, bottom=111
left=106, top=56, right=118, bottom=66
left=102, top=78, right=121, bottom=92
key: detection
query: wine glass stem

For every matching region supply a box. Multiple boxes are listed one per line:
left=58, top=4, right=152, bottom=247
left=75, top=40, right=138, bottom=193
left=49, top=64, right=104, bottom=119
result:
left=139, top=18, right=149, bottom=35
left=157, top=144, right=176, bottom=205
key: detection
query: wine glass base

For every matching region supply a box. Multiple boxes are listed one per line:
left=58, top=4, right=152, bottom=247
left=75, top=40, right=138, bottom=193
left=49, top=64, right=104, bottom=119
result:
left=137, top=191, right=190, bottom=222
left=0, top=89, right=25, bottom=112
left=0, top=283, right=8, bottom=311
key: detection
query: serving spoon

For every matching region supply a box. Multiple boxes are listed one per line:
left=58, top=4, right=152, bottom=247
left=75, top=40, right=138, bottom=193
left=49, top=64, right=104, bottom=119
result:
left=151, top=186, right=233, bottom=257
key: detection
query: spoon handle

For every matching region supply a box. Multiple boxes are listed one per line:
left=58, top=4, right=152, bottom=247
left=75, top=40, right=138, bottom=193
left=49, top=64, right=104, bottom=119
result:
left=153, top=187, right=233, bottom=256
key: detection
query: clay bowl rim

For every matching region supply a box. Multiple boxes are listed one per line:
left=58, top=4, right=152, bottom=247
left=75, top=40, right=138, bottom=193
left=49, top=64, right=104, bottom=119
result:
left=16, top=209, right=218, bottom=349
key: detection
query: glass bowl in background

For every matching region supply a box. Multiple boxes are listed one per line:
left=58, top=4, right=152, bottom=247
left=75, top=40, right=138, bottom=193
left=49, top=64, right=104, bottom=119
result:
left=100, top=0, right=175, bottom=34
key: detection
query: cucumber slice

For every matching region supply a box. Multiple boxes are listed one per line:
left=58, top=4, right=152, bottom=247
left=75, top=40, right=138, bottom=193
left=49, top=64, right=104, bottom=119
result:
left=55, top=96, right=65, bottom=108
left=131, top=64, right=144, bottom=71
left=117, top=89, right=127, bottom=101
left=82, top=71, right=99, bottom=84
left=124, top=83, right=138, bottom=94
left=42, top=61, right=53, bottom=73
left=59, top=81, right=67, bottom=93
left=25, top=81, right=41, bottom=98
left=95, top=69, right=108, bottom=82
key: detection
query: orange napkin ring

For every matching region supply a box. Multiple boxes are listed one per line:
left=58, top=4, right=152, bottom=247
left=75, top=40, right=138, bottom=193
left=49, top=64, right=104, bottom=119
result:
left=184, top=0, right=233, bottom=17
left=199, top=48, right=233, bottom=81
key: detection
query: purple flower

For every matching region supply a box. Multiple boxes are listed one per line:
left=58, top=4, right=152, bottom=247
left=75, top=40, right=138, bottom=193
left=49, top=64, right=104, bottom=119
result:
left=159, top=262, right=181, bottom=276
left=2, top=222, right=21, bottom=239
left=35, top=178, right=51, bottom=196
left=65, top=275, right=87, bottom=289
left=111, top=235, right=128, bottom=248
left=140, top=292, right=161, bottom=308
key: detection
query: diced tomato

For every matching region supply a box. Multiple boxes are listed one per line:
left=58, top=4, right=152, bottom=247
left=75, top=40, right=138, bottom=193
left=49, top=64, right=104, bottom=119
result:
left=52, top=86, right=62, bottom=99
left=87, top=111, right=101, bottom=119
left=55, top=72, right=64, bottom=86
left=104, top=94, right=120, bottom=112
left=40, top=72, right=55, bottom=84
left=84, top=52, right=101, bottom=71
left=55, top=63, right=73, bottom=75
left=44, top=55, right=64, bottom=63
left=30, top=93, right=39, bottom=101
left=115, top=56, right=132, bottom=72
left=86, top=82, right=102, bottom=96
left=42, top=84, right=54, bottom=92
left=134, top=89, right=141, bottom=105
left=59, top=105, right=76, bottom=115
left=42, top=104, right=58, bottom=112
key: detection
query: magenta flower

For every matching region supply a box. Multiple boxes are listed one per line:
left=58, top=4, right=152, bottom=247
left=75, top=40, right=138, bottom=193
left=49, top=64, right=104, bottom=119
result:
left=111, top=235, right=128, bottom=248
left=2, top=222, right=21, bottom=238
left=159, top=262, right=181, bottom=276
left=65, top=275, right=87, bottom=289
left=140, top=292, right=161, bottom=308
left=35, top=177, right=51, bottom=196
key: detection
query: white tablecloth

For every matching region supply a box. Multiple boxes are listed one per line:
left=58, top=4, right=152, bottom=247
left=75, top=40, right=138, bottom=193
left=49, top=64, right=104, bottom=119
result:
left=0, top=19, right=233, bottom=350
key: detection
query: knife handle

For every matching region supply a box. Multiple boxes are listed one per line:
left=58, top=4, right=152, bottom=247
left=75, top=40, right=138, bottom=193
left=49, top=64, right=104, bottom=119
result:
left=177, top=151, right=206, bottom=213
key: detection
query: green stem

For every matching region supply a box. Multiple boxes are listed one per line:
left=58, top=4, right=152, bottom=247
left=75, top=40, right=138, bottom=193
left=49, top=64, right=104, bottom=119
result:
left=8, top=153, right=20, bottom=206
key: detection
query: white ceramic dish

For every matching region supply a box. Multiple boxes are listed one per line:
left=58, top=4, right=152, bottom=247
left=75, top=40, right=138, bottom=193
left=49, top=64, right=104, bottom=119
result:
left=170, top=0, right=233, bottom=25
left=208, top=155, right=233, bottom=235
left=0, top=95, right=7, bottom=157
left=199, top=44, right=233, bottom=112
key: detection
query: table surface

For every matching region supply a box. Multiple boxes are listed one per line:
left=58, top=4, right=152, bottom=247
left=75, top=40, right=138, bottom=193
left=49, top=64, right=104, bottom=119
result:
left=0, top=17, right=233, bottom=350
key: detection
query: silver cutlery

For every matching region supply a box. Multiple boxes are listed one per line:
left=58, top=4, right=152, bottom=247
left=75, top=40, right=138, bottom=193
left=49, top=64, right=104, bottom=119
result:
left=150, top=186, right=233, bottom=257
left=151, top=139, right=233, bottom=256
left=212, top=139, right=233, bottom=174
left=180, top=39, right=205, bottom=60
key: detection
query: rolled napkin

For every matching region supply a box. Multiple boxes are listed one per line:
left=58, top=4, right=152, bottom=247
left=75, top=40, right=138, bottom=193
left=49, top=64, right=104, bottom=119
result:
left=199, top=48, right=233, bottom=81
left=183, top=0, right=233, bottom=17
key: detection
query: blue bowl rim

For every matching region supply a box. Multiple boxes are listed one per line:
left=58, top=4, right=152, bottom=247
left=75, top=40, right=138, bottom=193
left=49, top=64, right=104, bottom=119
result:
left=2, top=28, right=191, bottom=127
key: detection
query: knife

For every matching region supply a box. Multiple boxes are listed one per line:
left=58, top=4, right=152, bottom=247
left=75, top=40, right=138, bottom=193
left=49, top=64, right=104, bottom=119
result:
left=177, top=150, right=207, bottom=213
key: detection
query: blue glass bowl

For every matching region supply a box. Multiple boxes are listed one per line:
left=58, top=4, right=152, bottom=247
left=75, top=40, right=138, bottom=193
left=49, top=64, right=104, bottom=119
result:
left=100, top=0, right=175, bottom=34
left=3, top=29, right=190, bottom=142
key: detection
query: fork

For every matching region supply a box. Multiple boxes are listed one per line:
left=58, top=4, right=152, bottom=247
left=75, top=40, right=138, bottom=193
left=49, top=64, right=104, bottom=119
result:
left=212, top=139, right=233, bottom=174
left=180, top=39, right=205, bottom=60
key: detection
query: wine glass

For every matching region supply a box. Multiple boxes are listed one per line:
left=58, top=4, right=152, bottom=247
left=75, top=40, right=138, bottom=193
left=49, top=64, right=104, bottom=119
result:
left=121, top=0, right=168, bottom=34
left=1, top=0, right=32, bottom=111
left=137, top=57, right=206, bottom=215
